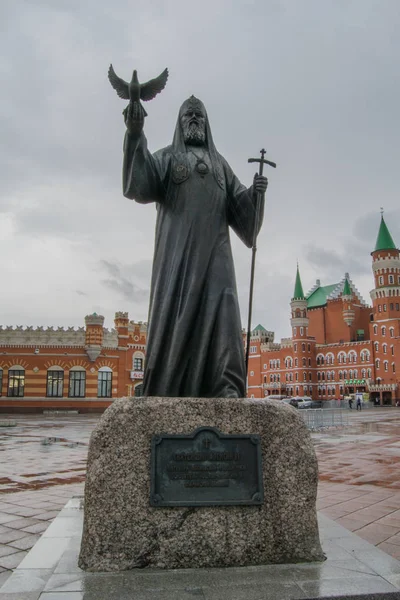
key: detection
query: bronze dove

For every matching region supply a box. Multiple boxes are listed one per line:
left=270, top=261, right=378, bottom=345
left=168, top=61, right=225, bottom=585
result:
left=108, top=65, right=169, bottom=118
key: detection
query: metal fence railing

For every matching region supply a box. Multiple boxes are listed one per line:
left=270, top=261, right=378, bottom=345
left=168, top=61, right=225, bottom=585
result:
left=299, top=408, right=349, bottom=430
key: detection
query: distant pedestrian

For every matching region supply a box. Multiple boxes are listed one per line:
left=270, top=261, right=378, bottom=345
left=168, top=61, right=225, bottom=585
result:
left=349, top=398, right=353, bottom=410
left=356, top=398, right=362, bottom=411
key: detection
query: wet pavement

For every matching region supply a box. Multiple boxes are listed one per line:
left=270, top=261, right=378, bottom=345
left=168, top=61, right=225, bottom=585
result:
left=0, top=408, right=400, bottom=589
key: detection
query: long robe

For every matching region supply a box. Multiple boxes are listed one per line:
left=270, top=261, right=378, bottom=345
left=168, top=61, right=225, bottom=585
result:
left=123, top=131, right=263, bottom=398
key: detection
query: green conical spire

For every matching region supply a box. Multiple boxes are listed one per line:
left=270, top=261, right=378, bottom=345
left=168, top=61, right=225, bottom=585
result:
left=343, top=277, right=351, bottom=296
left=292, top=264, right=305, bottom=300
left=374, top=215, right=397, bottom=252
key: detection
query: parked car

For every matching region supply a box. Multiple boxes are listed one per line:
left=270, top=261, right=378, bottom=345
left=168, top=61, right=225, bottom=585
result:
left=296, top=397, right=312, bottom=409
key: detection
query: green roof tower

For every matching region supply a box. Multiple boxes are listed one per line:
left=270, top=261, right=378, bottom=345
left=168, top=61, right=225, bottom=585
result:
left=373, top=215, right=397, bottom=253
left=292, top=264, right=305, bottom=300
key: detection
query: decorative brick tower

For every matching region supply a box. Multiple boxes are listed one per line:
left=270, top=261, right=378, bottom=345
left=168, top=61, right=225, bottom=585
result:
left=342, top=276, right=355, bottom=329
left=370, top=214, right=400, bottom=404
left=114, top=312, right=129, bottom=349
left=84, top=313, right=104, bottom=362
left=290, top=265, right=309, bottom=397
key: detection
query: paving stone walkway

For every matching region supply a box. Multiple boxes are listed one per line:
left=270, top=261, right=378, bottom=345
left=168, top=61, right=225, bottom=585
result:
left=0, top=408, right=400, bottom=590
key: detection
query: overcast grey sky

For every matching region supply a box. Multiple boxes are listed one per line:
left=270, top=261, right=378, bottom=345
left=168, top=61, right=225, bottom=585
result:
left=1, top=0, right=400, bottom=340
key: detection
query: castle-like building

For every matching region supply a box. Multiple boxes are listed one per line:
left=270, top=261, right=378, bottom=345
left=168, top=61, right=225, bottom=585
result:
left=247, top=215, right=400, bottom=405
left=1, top=215, right=399, bottom=410
left=0, top=312, right=146, bottom=411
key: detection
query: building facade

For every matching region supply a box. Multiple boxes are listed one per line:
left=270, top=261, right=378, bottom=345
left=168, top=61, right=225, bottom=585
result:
left=2, top=215, right=399, bottom=410
left=0, top=312, right=146, bottom=412
left=247, top=215, right=400, bottom=405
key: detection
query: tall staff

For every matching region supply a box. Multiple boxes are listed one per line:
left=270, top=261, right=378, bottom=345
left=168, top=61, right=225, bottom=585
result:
left=245, top=149, right=277, bottom=378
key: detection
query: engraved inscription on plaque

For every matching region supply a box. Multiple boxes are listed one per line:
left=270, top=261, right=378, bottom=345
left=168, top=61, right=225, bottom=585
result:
left=150, top=427, right=263, bottom=507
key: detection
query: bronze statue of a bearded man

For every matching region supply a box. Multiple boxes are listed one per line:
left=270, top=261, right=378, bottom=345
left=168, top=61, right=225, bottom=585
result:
left=123, top=95, right=268, bottom=398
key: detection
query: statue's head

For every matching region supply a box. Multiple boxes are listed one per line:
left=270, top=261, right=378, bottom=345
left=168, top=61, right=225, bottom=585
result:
left=179, top=96, right=206, bottom=146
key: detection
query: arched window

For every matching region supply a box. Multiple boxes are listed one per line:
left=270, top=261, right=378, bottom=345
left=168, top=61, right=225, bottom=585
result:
left=46, top=366, right=64, bottom=398
left=381, top=326, right=386, bottom=337
left=339, top=370, right=343, bottom=380
left=263, top=375, right=267, bottom=384
left=133, top=351, right=144, bottom=372
left=390, top=328, right=395, bottom=338
left=321, top=372, right=325, bottom=381
left=383, top=344, right=387, bottom=354
left=98, top=367, right=112, bottom=398
left=0, top=367, right=3, bottom=397
left=302, top=358, right=306, bottom=367
left=384, top=361, right=388, bottom=372
left=308, top=358, right=311, bottom=366
left=7, top=366, right=25, bottom=397
left=361, top=369, right=366, bottom=378
left=317, top=372, right=321, bottom=381
left=367, top=368, right=372, bottom=378
left=327, top=372, right=331, bottom=381
left=303, top=371, right=307, bottom=381
left=373, top=325, right=378, bottom=335
left=348, top=352, right=357, bottom=364
left=295, top=373, right=298, bottom=381
left=374, top=342, right=379, bottom=352
left=349, top=370, right=353, bottom=379
left=375, top=359, right=380, bottom=370
left=331, top=371, right=335, bottom=380
left=392, top=363, right=396, bottom=373
left=69, top=367, right=86, bottom=398
left=301, top=343, right=305, bottom=352
left=309, top=372, right=312, bottom=381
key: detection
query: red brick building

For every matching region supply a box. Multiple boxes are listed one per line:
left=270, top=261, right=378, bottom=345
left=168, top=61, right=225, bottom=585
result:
left=247, top=215, right=400, bottom=405
left=0, top=312, right=146, bottom=412
left=2, top=215, right=399, bottom=409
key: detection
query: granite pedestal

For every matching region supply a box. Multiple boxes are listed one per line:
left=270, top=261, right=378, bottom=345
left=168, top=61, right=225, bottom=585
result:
left=79, top=397, right=325, bottom=571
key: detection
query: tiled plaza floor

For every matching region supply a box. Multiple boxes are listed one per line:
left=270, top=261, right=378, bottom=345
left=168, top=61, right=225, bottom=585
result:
left=1, top=408, right=400, bottom=590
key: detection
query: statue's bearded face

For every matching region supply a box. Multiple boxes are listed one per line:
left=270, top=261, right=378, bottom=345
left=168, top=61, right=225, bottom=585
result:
left=181, top=108, right=206, bottom=145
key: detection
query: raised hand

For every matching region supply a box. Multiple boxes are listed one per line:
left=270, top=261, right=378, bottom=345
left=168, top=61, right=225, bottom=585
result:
left=123, top=101, right=145, bottom=138
left=253, top=173, right=268, bottom=194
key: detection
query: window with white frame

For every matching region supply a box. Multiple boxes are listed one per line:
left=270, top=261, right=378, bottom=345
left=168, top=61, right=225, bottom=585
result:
left=393, top=363, right=396, bottom=373
left=375, top=342, right=379, bottom=351
left=381, top=326, right=386, bottom=336
left=379, top=275, right=384, bottom=285
left=389, top=275, right=394, bottom=284
left=376, top=359, right=380, bottom=369
left=69, top=367, right=86, bottom=398
left=367, top=368, right=372, bottom=378
left=378, top=305, right=382, bottom=312
left=390, top=328, right=395, bottom=338
left=47, top=367, right=64, bottom=398
left=373, top=325, right=378, bottom=335
left=98, top=367, right=112, bottom=398
left=7, top=367, right=25, bottom=397
left=300, top=327, right=304, bottom=336
left=383, top=304, right=387, bottom=311
left=383, top=344, right=387, bottom=354
left=384, top=361, right=388, bottom=372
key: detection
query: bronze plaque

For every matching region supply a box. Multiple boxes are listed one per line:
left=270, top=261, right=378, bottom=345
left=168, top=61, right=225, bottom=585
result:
left=150, top=427, right=263, bottom=507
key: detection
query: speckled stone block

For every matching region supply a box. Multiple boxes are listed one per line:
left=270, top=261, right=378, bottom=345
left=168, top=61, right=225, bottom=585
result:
left=79, top=397, right=324, bottom=571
